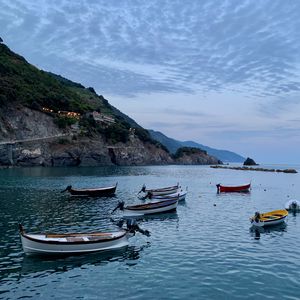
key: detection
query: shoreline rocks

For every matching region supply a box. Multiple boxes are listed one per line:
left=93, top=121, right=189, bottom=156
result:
left=210, top=165, right=297, bottom=173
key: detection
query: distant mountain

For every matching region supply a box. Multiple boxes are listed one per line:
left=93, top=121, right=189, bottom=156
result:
left=148, top=130, right=245, bottom=163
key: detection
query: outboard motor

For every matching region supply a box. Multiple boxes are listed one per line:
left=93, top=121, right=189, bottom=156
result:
left=216, top=184, right=220, bottom=193
left=291, top=201, right=298, bottom=211
left=61, top=185, right=72, bottom=193
left=126, top=219, right=150, bottom=237
left=18, top=224, right=24, bottom=234
left=254, top=211, right=261, bottom=223
left=144, top=191, right=153, bottom=199
left=111, top=201, right=125, bottom=213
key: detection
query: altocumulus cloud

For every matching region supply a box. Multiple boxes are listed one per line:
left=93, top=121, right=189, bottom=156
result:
left=1, top=0, right=300, bottom=98
left=1, top=0, right=300, bottom=162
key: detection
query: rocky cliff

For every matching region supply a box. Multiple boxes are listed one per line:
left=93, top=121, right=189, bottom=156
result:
left=0, top=105, right=172, bottom=167
left=0, top=43, right=221, bottom=167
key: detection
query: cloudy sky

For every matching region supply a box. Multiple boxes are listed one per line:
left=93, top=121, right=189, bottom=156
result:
left=1, top=0, right=300, bottom=163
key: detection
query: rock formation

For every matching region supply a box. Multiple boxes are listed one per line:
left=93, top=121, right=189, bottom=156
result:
left=243, top=157, right=258, bottom=166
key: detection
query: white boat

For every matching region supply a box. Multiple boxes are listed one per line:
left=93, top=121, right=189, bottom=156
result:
left=112, top=198, right=178, bottom=217
left=250, top=209, right=288, bottom=227
left=138, top=183, right=180, bottom=197
left=285, top=200, right=300, bottom=212
left=19, top=222, right=149, bottom=256
left=146, top=189, right=187, bottom=201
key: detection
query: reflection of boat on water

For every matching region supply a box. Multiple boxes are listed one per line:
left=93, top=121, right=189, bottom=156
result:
left=117, top=211, right=179, bottom=222
left=250, top=209, right=288, bottom=227
left=20, top=244, right=150, bottom=277
left=61, top=183, right=117, bottom=197
left=250, top=222, right=287, bottom=240
left=19, top=221, right=149, bottom=256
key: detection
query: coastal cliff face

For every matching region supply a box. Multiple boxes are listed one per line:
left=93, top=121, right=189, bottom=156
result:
left=175, top=151, right=220, bottom=165
left=0, top=106, right=172, bottom=167
left=173, top=147, right=221, bottom=165
left=0, top=43, right=221, bottom=167
left=0, top=105, right=217, bottom=167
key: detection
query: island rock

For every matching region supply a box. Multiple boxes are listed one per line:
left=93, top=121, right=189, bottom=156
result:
left=243, top=157, right=258, bottom=166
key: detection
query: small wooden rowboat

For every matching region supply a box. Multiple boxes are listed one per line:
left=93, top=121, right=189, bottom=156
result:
left=61, top=183, right=117, bottom=197
left=19, top=221, right=149, bottom=256
left=216, top=183, right=251, bottom=193
left=138, top=183, right=179, bottom=197
left=112, top=198, right=178, bottom=217
left=143, top=189, right=187, bottom=202
left=285, top=200, right=300, bottom=212
left=250, top=209, right=288, bottom=227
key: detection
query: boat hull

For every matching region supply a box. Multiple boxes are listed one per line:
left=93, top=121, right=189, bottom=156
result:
left=143, top=184, right=179, bottom=196
left=217, top=183, right=251, bottom=193
left=146, top=188, right=179, bottom=196
left=20, top=231, right=128, bottom=255
left=251, top=217, right=287, bottom=227
left=123, top=199, right=178, bottom=216
left=250, top=209, right=288, bottom=227
left=68, top=185, right=117, bottom=197
left=150, top=190, right=187, bottom=201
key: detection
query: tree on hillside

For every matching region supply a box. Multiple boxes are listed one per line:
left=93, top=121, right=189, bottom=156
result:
left=0, top=37, right=3, bottom=43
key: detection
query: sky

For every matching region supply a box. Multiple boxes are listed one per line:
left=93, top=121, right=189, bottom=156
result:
left=1, top=0, right=300, bottom=164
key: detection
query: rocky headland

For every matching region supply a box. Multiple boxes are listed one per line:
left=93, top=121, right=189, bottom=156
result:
left=0, top=43, right=221, bottom=167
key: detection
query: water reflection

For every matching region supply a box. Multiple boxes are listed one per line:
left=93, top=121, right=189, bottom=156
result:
left=249, top=223, right=287, bottom=240
left=15, top=243, right=150, bottom=280
left=118, top=211, right=179, bottom=222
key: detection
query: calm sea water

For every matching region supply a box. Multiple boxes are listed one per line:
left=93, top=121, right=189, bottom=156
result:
left=0, top=165, right=299, bottom=299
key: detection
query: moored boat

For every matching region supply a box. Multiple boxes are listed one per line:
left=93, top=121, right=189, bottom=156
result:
left=216, top=183, right=251, bottom=193
left=61, top=183, right=117, bottom=197
left=112, top=198, right=178, bottom=217
left=141, top=189, right=187, bottom=201
left=285, top=200, right=300, bottom=212
left=250, top=209, right=288, bottom=227
left=138, top=183, right=179, bottom=197
left=19, top=221, right=149, bottom=256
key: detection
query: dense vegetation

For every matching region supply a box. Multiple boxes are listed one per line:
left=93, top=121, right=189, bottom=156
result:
left=0, top=43, right=169, bottom=151
left=173, top=147, right=207, bottom=159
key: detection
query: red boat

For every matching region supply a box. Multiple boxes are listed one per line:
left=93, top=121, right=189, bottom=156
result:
left=216, top=183, right=251, bottom=193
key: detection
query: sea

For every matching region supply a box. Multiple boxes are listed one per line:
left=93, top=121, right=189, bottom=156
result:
left=0, top=164, right=299, bottom=299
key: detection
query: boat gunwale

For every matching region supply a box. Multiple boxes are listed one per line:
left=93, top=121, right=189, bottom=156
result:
left=219, top=183, right=250, bottom=188
left=145, top=184, right=179, bottom=193
left=151, top=191, right=187, bottom=200
left=69, top=185, right=117, bottom=193
left=20, top=230, right=127, bottom=245
left=126, top=199, right=178, bottom=211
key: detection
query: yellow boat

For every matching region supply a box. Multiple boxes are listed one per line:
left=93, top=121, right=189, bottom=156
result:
left=250, top=209, right=288, bottom=227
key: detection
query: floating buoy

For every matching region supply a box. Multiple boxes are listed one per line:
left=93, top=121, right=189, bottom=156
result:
left=213, top=204, right=216, bottom=206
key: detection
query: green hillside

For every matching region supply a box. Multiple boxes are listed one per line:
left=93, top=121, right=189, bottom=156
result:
left=0, top=42, right=164, bottom=146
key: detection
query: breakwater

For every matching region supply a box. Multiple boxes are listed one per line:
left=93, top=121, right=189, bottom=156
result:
left=210, top=165, right=297, bottom=173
